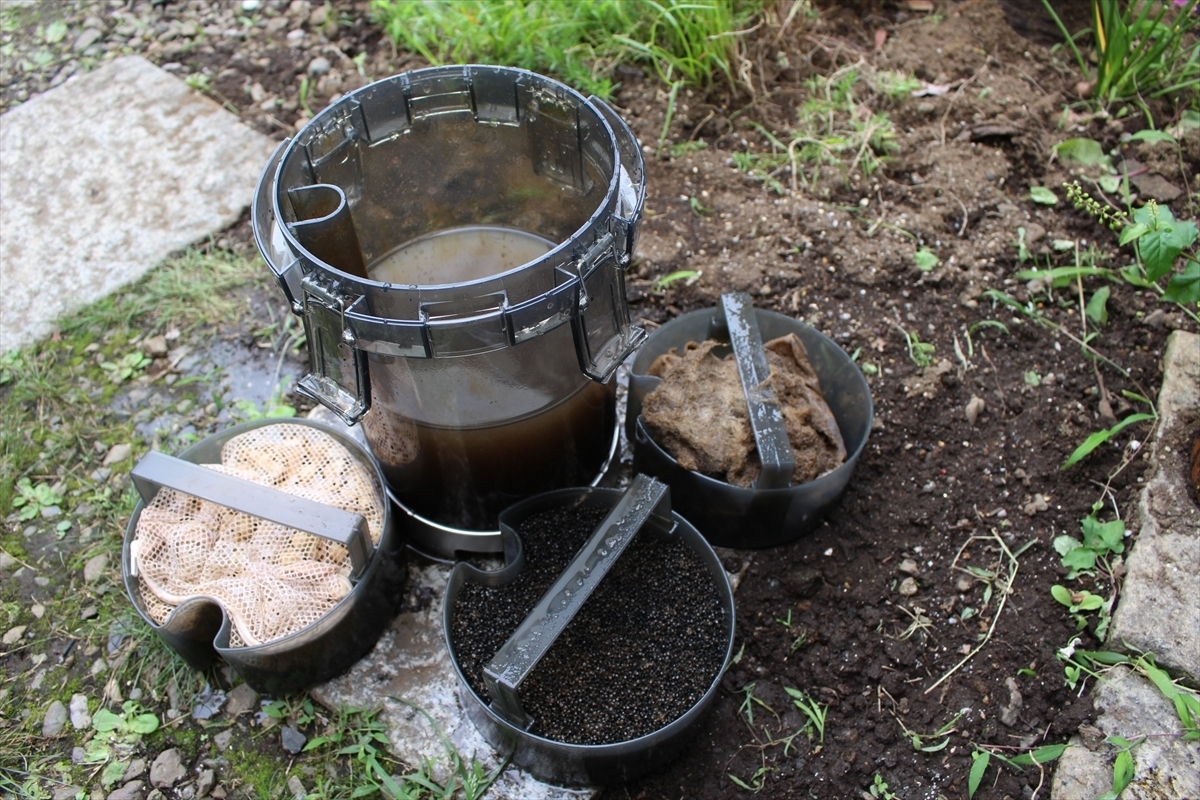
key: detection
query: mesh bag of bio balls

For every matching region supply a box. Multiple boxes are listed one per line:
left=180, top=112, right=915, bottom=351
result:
left=130, top=424, right=384, bottom=648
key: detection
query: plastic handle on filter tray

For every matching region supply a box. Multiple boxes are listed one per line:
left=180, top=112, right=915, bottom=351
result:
left=131, top=450, right=373, bottom=580
left=720, top=292, right=795, bottom=490
left=482, top=474, right=675, bottom=731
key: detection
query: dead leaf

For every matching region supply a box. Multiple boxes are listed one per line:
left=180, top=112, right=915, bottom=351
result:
left=874, top=29, right=888, bottom=51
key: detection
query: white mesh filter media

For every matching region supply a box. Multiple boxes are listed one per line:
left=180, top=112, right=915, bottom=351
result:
left=132, top=424, right=384, bottom=648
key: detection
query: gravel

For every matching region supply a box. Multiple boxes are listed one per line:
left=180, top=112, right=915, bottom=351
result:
left=450, top=503, right=728, bottom=745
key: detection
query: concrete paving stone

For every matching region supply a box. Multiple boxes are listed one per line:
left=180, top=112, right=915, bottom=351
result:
left=1051, top=666, right=1200, bottom=800
left=0, top=55, right=275, bottom=353
left=1109, top=330, right=1200, bottom=680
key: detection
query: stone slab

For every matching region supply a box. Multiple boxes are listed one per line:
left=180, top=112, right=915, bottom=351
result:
left=1109, top=330, right=1200, bottom=680
left=1051, top=665, right=1200, bottom=800
left=0, top=56, right=275, bottom=353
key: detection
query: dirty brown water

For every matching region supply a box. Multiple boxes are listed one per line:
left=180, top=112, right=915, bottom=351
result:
left=368, top=225, right=553, bottom=286
left=361, top=225, right=617, bottom=530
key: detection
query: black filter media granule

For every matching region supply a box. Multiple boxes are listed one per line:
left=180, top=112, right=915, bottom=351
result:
left=450, top=502, right=728, bottom=745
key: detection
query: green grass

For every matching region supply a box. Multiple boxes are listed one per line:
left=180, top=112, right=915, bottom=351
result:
left=1042, top=0, right=1200, bottom=114
left=1, top=248, right=264, bottom=512
left=370, top=0, right=768, bottom=96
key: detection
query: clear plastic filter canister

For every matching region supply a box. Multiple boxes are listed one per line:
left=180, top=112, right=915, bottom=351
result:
left=252, top=65, right=647, bottom=556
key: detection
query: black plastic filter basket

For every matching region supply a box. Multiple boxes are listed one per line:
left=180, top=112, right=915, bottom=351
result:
left=121, top=418, right=406, bottom=695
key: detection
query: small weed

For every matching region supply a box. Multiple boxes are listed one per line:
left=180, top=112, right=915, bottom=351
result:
left=668, top=140, right=709, bottom=159
left=1029, top=185, right=1059, bottom=205
left=728, top=765, right=769, bottom=792
left=1061, top=410, right=1156, bottom=470
left=688, top=195, right=715, bottom=217
left=786, top=63, right=900, bottom=188
left=869, top=773, right=897, bottom=799
left=736, top=683, right=779, bottom=728
left=897, top=710, right=964, bottom=753
left=1065, top=182, right=1200, bottom=323
left=1054, top=507, right=1126, bottom=576
left=303, top=705, right=409, bottom=797
left=968, top=742, right=1067, bottom=798
left=653, top=269, right=701, bottom=293
left=85, top=701, right=160, bottom=771
left=890, top=323, right=935, bottom=368
left=914, top=247, right=938, bottom=271
left=99, top=350, right=151, bottom=384
left=184, top=72, right=211, bottom=93
left=895, top=604, right=933, bottom=642
left=731, top=149, right=788, bottom=195
left=783, top=687, right=828, bottom=744
left=870, top=70, right=921, bottom=101
left=298, top=75, right=314, bottom=117
left=11, top=477, right=61, bottom=521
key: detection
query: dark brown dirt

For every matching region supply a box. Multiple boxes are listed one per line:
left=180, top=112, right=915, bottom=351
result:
left=4, top=0, right=1196, bottom=797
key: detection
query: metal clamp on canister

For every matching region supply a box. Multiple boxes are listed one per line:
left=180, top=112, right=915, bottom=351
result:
left=296, top=273, right=370, bottom=424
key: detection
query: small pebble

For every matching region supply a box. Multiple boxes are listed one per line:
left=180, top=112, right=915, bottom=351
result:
left=898, top=577, right=918, bottom=596
left=103, top=443, right=132, bottom=466
left=42, top=700, right=68, bottom=737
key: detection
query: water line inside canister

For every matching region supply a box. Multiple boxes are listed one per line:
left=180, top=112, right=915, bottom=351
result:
left=368, top=226, right=555, bottom=285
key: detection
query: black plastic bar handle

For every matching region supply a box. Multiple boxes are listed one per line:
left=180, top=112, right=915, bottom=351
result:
left=720, top=292, right=796, bottom=490
left=130, top=450, right=374, bottom=580
left=482, top=474, right=674, bottom=730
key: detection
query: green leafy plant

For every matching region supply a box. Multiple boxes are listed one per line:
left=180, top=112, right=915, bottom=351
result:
left=731, top=149, right=788, bottom=195
left=1064, top=180, right=1199, bottom=322
left=869, top=773, right=897, bottom=799
left=688, top=195, right=715, bottom=217
left=298, top=75, right=314, bottom=117
left=1061, top=410, right=1156, bottom=469
left=914, top=247, right=939, bottom=271
left=1056, top=648, right=1200, bottom=738
left=897, top=710, right=963, bottom=753
left=1054, top=509, right=1126, bottom=576
left=99, top=351, right=151, bottom=384
left=1094, top=735, right=1141, bottom=800
left=1042, top=0, right=1200, bottom=111
left=11, top=477, right=61, bottom=521
left=968, top=743, right=1067, bottom=798
left=1118, top=200, right=1200, bottom=305
left=668, top=140, right=709, bottom=159
left=870, top=70, right=921, bottom=101
left=85, top=701, right=160, bottom=772
left=786, top=65, right=900, bottom=188
left=184, top=72, right=211, bottom=93
left=303, top=706, right=410, bottom=797
left=890, top=323, right=935, bottom=367
left=784, top=687, right=828, bottom=744
left=653, top=268, right=701, bottom=293
left=1030, top=185, right=1059, bottom=205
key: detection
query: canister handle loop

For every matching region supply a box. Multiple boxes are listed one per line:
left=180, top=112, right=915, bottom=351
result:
left=130, top=450, right=374, bottom=580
